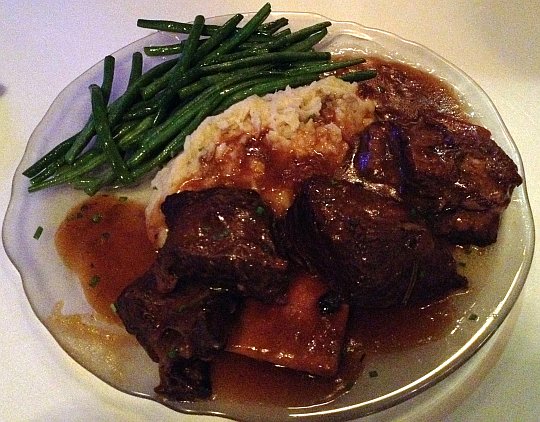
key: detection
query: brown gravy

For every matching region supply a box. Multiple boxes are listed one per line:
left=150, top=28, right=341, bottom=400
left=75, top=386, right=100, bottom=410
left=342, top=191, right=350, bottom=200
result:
left=210, top=296, right=457, bottom=407
left=55, top=195, right=156, bottom=323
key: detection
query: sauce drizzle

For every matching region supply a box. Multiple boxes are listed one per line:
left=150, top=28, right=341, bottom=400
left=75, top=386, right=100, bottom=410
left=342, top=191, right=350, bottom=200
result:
left=55, top=195, right=156, bottom=322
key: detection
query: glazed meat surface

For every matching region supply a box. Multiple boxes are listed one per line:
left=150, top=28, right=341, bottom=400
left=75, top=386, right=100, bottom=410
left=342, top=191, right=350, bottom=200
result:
left=348, top=116, right=521, bottom=245
left=283, top=176, right=466, bottom=307
left=355, top=59, right=522, bottom=246
left=116, top=270, right=240, bottom=400
left=117, top=188, right=291, bottom=400
left=157, top=187, right=289, bottom=301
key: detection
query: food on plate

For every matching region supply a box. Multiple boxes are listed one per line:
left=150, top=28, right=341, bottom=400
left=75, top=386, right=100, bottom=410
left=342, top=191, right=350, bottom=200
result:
left=31, top=3, right=522, bottom=407
left=152, top=187, right=289, bottom=301
left=282, top=176, right=467, bottom=308
left=115, top=57, right=520, bottom=401
left=146, top=75, right=375, bottom=246
left=22, top=2, right=375, bottom=196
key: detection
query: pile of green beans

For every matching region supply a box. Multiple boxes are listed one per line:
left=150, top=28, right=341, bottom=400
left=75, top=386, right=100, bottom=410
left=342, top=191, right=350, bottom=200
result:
left=24, top=3, right=376, bottom=194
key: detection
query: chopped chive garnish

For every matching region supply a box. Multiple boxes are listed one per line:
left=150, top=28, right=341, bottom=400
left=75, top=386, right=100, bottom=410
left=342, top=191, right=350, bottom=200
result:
left=33, top=226, right=44, bottom=240
left=255, top=206, right=265, bottom=215
left=91, top=213, right=103, bottom=223
left=118, top=196, right=128, bottom=202
left=368, top=370, right=379, bottom=378
left=468, top=313, right=479, bottom=321
left=167, top=348, right=178, bottom=359
left=89, top=275, right=101, bottom=287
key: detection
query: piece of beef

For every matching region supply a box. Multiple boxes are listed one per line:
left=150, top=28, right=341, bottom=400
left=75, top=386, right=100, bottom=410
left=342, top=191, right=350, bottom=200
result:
left=157, top=187, right=289, bottom=301
left=346, top=116, right=521, bottom=246
left=116, top=269, right=240, bottom=400
left=283, top=176, right=466, bottom=307
left=338, top=121, right=402, bottom=200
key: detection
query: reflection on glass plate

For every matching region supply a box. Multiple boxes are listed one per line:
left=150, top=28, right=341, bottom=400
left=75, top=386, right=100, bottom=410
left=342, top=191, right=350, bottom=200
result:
left=2, top=11, right=535, bottom=421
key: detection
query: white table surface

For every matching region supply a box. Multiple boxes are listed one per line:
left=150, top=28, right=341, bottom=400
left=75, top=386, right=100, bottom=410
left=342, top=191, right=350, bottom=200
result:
left=1, top=1, right=538, bottom=421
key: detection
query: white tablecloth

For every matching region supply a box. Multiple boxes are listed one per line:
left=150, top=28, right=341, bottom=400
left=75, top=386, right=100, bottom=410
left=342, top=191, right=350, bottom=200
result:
left=1, top=1, right=538, bottom=421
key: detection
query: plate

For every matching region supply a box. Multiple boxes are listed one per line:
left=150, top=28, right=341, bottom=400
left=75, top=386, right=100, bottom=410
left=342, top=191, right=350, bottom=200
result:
left=2, top=11, right=535, bottom=421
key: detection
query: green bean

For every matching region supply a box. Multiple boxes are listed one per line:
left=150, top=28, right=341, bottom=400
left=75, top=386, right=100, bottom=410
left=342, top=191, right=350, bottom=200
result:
left=138, top=19, right=227, bottom=37
left=117, top=115, right=156, bottom=148
left=78, top=171, right=116, bottom=196
left=178, top=64, right=272, bottom=99
left=285, top=28, right=328, bottom=52
left=123, top=100, right=159, bottom=120
left=128, top=73, right=246, bottom=167
left=140, top=67, right=174, bottom=100
left=154, top=15, right=204, bottom=124
left=130, top=94, right=223, bottom=180
left=137, top=17, right=273, bottom=39
left=101, top=55, right=115, bottom=103
left=154, top=15, right=205, bottom=123
left=339, top=69, right=378, bottom=82
left=234, top=29, right=292, bottom=51
left=28, top=153, right=107, bottom=192
left=200, top=51, right=331, bottom=74
left=113, top=120, right=140, bottom=140
left=203, top=3, right=271, bottom=60
left=22, top=134, right=76, bottom=178
left=127, top=98, right=206, bottom=167
left=201, top=47, right=270, bottom=66
left=266, top=22, right=331, bottom=51
left=147, top=16, right=204, bottom=102
left=63, top=56, right=115, bottom=163
left=128, top=52, right=143, bottom=86
left=37, top=150, right=103, bottom=182
left=259, top=17, right=289, bottom=34
left=128, top=69, right=271, bottom=172
left=90, top=84, right=132, bottom=183
left=192, top=14, right=244, bottom=64
left=154, top=51, right=328, bottom=109
left=281, top=57, right=367, bottom=76
left=142, top=14, right=241, bottom=60
left=214, top=73, right=323, bottom=114
left=65, top=58, right=176, bottom=163
left=28, top=155, right=69, bottom=185
left=144, top=42, right=185, bottom=57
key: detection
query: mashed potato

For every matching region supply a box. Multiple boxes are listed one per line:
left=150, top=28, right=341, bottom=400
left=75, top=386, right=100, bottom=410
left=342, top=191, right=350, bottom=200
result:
left=147, top=76, right=376, bottom=247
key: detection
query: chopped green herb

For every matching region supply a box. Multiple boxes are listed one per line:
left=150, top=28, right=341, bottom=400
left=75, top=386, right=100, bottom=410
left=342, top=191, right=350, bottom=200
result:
left=118, top=196, right=128, bottom=202
left=33, top=226, right=44, bottom=240
left=91, top=213, right=103, bottom=223
left=468, top=313, right=479, bottom=321
left=255, top=206, right=265, bottom=216
left=212, top=228, right=231, bottom=240
left=368, top=370, right=379, bottom=378
left=167, top=348, right=178, bottom=359
left=89, top=275, right=101, bottom=288
left=458, top=262, right=467, bottom=268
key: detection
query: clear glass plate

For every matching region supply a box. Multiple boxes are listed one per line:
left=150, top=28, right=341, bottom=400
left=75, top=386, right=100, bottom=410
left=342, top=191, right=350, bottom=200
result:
left=2, top=11, right=535, bottom=421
